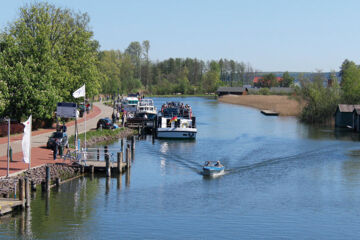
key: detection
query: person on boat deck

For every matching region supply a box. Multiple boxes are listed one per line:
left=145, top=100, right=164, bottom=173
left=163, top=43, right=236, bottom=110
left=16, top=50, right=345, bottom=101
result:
left=205, top=161, right=211, bottom=166
left=215, top=161, right=223, bottom=167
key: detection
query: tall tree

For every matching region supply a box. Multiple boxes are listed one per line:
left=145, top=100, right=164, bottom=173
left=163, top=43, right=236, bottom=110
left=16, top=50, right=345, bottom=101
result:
left=281, top=71, right=294, bottom=87
left=0, top=2, right=101, bottom=122
left=125, top=41, right=142, bottom=79
left=340, top=60, right=360, bottom=103
left=142, top=40, right=150, bottom=88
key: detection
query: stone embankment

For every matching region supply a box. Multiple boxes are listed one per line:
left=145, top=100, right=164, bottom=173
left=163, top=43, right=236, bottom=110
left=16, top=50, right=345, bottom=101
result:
left=0, top=164, right=81, bottom=196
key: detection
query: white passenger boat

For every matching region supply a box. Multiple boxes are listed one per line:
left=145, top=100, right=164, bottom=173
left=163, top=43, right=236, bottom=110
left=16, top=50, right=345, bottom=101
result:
left=156, top=102, right=197, bottom=139
left=122, top=97, right=139, bottom=117
left=137, top=99, right=157, bottom=119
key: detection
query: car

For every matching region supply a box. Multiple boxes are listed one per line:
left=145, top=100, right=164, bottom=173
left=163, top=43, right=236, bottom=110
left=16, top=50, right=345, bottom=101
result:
left=47, top=132, right=69, bottom=149
left=97, top=118, right=116, bottom=129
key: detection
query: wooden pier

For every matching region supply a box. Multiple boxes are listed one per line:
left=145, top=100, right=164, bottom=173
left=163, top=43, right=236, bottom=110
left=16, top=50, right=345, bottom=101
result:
left=261, top=110, right=279, bottom=116
left=0, top=198, right=23, bottom=215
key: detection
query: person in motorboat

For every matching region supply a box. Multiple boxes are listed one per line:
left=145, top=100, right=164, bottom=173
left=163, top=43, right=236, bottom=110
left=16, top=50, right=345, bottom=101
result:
left=215, top=161, right=223, bottom=167
left=205, top=161, right=211, bottom=166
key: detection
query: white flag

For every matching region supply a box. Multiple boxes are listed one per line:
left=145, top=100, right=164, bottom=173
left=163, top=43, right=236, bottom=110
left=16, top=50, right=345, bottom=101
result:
left=22, top=115, right=32, bottom=164
left=72, top=84, right=85, bottom=98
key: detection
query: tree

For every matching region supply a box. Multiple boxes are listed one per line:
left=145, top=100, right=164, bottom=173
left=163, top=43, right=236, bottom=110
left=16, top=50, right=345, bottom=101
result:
left=201, top=61, right=221, bottom=93
left=260, top=73, right=278, bottom=88
left=339, top=60, right=360, bottom=103
left=0, top=2, right=101, bottom=122
left=141, top=40, right=151, bottom=88
left=125, top=41, right=142, bottom=79
left=97, top=50, right=122, bottom=94
left=281, top=72, right=294, bottom=87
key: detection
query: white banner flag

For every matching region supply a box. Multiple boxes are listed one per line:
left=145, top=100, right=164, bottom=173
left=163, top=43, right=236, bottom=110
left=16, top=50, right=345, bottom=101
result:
left=72, top=84, right=86, bottom=98
left=22, top=115, right=32, bottom=164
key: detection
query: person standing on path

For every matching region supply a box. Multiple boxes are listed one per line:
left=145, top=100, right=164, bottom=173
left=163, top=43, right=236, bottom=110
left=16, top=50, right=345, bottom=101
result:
left=53, top=139, right=59, bottom=160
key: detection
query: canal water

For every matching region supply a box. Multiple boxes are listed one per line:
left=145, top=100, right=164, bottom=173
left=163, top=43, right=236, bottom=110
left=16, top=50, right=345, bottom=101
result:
left=2, top=97, right=360, bottom=239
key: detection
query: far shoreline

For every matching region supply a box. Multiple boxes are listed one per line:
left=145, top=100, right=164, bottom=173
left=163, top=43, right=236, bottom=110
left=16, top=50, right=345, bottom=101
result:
left=218, top=95, right=305, bottom=116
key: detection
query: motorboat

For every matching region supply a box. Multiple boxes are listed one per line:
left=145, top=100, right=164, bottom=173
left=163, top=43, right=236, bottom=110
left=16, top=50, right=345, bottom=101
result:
left=137, top=99, right=157, bottom=119
left=156, top=102, right=197, bottom=139
left=202, top=161, right=225, bottom=176
left=122, top=96, right=139, bottom=118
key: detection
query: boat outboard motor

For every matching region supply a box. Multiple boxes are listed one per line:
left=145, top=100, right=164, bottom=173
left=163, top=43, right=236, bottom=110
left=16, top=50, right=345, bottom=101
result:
left=192, top=116, right=196, bottom=128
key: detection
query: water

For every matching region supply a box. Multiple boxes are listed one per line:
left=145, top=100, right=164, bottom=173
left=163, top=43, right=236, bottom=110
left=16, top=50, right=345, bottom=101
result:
left=2, top=97, right=360, bottom=239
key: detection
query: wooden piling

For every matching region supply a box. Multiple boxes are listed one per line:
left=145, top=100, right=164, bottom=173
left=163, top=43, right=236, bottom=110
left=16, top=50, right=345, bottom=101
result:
left=31, top=180, right=36, bottom=192
left=117, top=152, right=122, bottom=174
left=127, top=148, right=131, bottom=168
left=45, top=166, right=50, bottom=192
left=55, top=178, right=61, bottom=187
left=90, top=165, right=94, bottom=174
left=25, top=178, right=30, bottom=208
left=105, top=146, right=110, bottom=177
left=18, top=179, right=25, bottom=206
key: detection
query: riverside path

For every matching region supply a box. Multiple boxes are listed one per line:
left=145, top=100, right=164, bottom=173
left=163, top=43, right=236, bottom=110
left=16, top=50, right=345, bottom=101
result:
left=0, top=102, right=114, bottom=177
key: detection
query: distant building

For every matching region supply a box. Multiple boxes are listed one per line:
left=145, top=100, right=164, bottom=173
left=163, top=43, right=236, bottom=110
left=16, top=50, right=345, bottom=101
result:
left=216, top=87, right=248, bottom=97
left=353, top=108, right=360, bottom=132
left=335, top=104, right=360, bottom=128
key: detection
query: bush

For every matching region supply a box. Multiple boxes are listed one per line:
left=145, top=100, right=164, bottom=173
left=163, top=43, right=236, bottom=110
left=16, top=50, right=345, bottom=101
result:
left=259, top=88, right=270, bottom=95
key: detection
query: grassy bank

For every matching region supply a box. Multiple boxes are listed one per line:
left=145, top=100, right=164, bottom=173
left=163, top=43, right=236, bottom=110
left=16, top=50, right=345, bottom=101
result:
left=68, top=127, right=135, bottom=148
left=219, top=94, right=306, bottom=116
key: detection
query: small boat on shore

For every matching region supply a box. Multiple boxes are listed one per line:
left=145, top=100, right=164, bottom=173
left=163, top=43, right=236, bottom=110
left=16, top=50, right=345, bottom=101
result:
left=202, top=161, right=225, bottom=176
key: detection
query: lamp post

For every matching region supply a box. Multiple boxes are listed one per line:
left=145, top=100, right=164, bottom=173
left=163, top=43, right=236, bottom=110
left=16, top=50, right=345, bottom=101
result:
left=6, top=117, right=10, bottom=177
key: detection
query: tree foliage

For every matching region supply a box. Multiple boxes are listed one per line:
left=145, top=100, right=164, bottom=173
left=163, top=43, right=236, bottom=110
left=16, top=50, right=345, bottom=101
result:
left=339, top=59, right=360, bottom=103
left=0, top=2, right=101, bottom=122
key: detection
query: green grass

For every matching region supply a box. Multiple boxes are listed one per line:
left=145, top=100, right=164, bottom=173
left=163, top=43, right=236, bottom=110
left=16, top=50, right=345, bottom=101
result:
left=68, top=127, right=136, bottom=148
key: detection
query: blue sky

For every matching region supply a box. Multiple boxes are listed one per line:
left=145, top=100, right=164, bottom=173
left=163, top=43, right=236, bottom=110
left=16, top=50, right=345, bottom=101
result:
left=0, top=0, right=359, bottom=72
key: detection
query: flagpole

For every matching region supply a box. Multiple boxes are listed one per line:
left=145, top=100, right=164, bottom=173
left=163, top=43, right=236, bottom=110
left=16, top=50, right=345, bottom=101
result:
left=29, top=115, right=32, bottom=170
left=84, top=87, right=86, bottom=152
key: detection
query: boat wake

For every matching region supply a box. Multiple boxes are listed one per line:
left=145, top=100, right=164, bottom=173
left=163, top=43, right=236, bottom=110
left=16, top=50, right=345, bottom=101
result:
left=226, top=144, right=340, bottom=175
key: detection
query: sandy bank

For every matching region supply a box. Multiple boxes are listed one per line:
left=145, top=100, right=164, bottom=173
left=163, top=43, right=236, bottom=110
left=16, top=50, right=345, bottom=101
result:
left=218, top=95, right=305, bottom=116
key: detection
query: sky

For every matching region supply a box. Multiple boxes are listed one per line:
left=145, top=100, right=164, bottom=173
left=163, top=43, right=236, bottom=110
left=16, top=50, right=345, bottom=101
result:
left=0, top=0, right=360, bottom=72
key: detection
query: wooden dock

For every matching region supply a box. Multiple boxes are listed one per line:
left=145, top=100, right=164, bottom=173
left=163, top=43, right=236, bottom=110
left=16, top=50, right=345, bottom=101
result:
left=82, top=160, right=128, bottom=172
left=261, top=110, right=279, bottom=116
left=0, top=198, right=23, bottom=215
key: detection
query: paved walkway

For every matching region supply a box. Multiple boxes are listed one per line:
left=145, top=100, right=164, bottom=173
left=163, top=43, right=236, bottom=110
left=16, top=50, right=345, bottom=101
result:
left=0, top=102, right=114, bottom=177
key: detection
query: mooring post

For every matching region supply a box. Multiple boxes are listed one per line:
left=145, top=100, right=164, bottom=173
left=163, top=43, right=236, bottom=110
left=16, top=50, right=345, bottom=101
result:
left=117, top=152, right=122, bottom=174
left=25, top=178, right=30, bottom=208
left=127, top=147, right=131, bottom=168
left=105, top=146, right=110, bottom=177
left=97, top=148, right=100, bottom=161
left=55, top=178, right=61, bottom=187
left=125, top=146, right=129, bottom=168
left=18, top=179, right=25, bottom=206
left=121, top=138, right=124, bottom=152
left=117, top=173, right=122, bottom=190
left=45, top=166, right=50, bottom=192
left=30, top=180, right=36, bottom=192
left=90, top=165, right=94, bottom=174
left=131, top=136, right=135, bottom=149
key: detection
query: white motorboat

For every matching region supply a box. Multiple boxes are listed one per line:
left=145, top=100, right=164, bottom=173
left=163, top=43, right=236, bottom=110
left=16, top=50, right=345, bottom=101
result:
left=202, top=161, right=225, bottom=177
left=122, top=96, right=139, bottom=117
left=156, top=102, right=197, bottom=139
left=137, top=99, right=157, bottom=119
